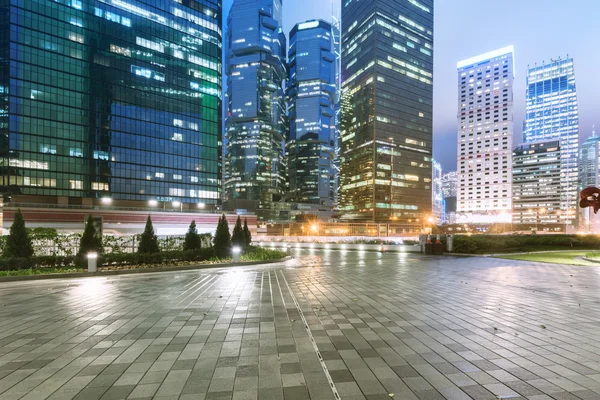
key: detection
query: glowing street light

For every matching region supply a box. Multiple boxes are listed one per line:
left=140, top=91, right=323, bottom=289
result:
left=148, top=199, right=158, bottom=207
left=87, top=252, right=98, bottom=273
left=232, top=246, right=241, bottom=263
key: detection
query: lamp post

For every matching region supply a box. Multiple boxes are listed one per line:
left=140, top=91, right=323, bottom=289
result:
left=87, top=252, right=98, bottom=273
left=232, top=246, right=241, bottom=263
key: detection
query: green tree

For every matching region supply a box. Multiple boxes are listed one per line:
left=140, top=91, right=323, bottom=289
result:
left=243, top=218, right=252, bottom=248
left=231, top=216, right=245, bottom=249
left=5, top=209, right=34, bottom=258
left=213, top=214, right=231, bottom=258
left=138, top=215, right=160, bottom=254
left=183, top=220, right=202, bottom=251
left=78, top=214, right=103, bottom=259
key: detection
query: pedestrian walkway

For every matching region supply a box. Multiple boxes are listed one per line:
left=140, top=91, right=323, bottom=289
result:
left=0, top=251, right=598, bottom=399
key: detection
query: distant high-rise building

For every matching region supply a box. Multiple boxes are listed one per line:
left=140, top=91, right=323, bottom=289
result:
left=340, top=0, right=434, bottom=224
left=512, top=141, right=562, bottom=229
left=579, top=128, right=600, bottom=231
left=0, top=0, right=222, bottom=205
left=224, top=0, right=287, bottom=220
left=441, top=171, right=457, bottom=224
left=456, top=46, right=515, bottom=224
left=441, top=171, right=457, bottom=198
left=286, top=20, right=338, bottom=207
left=524, top=57, right=579, bottom=229
left=432, top=161, right=443, bottom=224
left=580, top=127, right=600, bottom=189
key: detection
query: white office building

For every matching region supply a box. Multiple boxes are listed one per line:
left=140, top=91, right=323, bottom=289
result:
left=456, top=46, right=515, bottom=224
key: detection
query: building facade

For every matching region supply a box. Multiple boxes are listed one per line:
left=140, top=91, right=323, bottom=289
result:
left=456, top=46, right=515, bottom=224
left=512, top=141, right=562, bottom=229
left=0, top=0, right=222, bottom=206
left=224, top=0, right=287, bottom=220
left=432, top=160, right=443, bottom=224
left=340, top=0, right=434, bottom=224
left=579, top=128, right=600, bottom=189
left=524, top=57, right=579, bottom=229
left=286, top=20, right=338, bottom=207
left=579, top=128, right=600, bottom=232
left=441, top=171, right=457, bottom=224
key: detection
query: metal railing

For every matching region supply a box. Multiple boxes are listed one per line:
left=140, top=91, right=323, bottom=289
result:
left=3, top=202, right=222, bottom=214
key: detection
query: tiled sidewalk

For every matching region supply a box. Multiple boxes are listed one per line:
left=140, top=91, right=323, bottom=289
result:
left=0, top=251, right=599, bottom=400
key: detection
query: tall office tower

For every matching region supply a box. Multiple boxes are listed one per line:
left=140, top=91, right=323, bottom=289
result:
left=432, top=161, right=443, bottom=224
left=224, top=0, right=287, bottom=220
left=287, top=20, right=338, bottom=207
left=0, top=0, right=222, bottom=205
left=579, top=128, right=600, bottom=231
left=441, top=171, right=457, bottom=224
left=512, top=141, right=562, bottom=229
left=580, top=128, right=600, bottom=189
left=340, top=0, right=434, bottom=223
left=524, top=57, right=579, bottom=229
left=441, top=171, right=457, bottom=198
left=457, top=46, right=515, bottom=224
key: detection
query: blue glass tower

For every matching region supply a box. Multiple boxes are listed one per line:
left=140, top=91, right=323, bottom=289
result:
left=224, top=0, right=287, bottom=220
left=0, top=0, right=222, bottom=206
left=524, top=58, right=579, bottom=228
left=286, top=20, right=338, bottom=207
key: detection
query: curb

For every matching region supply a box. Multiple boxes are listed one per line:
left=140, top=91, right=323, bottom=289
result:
left=488, top=249, right=594, bottom=257
left=582, top=257, right=600, bottom=264
left=0, top=256, right=293, bottom=283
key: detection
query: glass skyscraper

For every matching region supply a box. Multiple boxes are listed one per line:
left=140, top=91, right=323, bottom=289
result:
left=524, top=57, right=579, bottom=228
left=579, top=128, right=600, bottom=189
left=579, top=128, right=600, bottom=231
left=224, top=0, right=286, bottom=220
left=286, top=20, right=338, bottom=207
left=432, top=160, right=443, bottom=224
left=340, top=0, right=434, bottom=224
left=512, top=141, right=562, bottom=229
left=0, top=0, right=222, bottom=205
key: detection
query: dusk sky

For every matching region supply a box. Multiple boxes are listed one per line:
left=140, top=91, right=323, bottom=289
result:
left=222, top=0, right=600, bottom=173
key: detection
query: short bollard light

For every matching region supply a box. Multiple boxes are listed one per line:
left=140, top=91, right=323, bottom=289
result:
left=232, top=246, right=241, bottom=263
left=287, top=244, right=292, bottom=256
left=87, top=252, right=98, bottom=273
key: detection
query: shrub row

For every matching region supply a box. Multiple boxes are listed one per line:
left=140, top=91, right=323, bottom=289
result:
left=241, top=247, right=287, bottom=262
left=0, top=255, right=75, bottom=271
left=0, top=247, right=289, bottom=272
left=102, top=249, right=216, bottom=266
left=452, top=234, right=600, bottom=254
left=0, top=249, right=217, bottom=271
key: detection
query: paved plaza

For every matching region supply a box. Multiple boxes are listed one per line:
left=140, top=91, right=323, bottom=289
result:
left=1, top=250, right=600, bottom=400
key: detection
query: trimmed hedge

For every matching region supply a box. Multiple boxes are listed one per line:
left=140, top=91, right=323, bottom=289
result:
left=453, top=234, right=600, bottom=254
left=0, top=250, right=217, bottom=271
left=0, top=255, right=75, bottom=271
left=103, top=248, right=216, bottom=266
left=241, top=247, right=287, bottom=262
left=0, top=246, right=289, bottom=272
